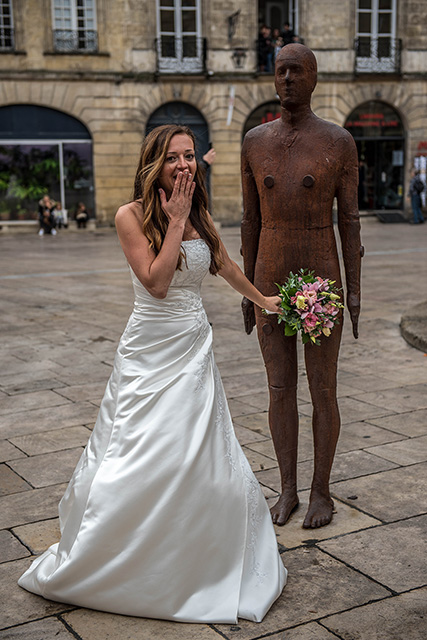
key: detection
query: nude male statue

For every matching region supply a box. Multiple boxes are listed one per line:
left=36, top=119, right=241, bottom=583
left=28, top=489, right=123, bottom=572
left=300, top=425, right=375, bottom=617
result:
left=241, top=44, right=362, bottom=529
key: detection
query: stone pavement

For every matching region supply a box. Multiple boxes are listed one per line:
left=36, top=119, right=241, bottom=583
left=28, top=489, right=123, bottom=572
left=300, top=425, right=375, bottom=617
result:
left=0, top=219, right=426, bottom=640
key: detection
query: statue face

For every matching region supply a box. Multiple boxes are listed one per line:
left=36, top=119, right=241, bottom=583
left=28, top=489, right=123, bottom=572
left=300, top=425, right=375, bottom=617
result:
left=275, top=46, right=317, bottom=111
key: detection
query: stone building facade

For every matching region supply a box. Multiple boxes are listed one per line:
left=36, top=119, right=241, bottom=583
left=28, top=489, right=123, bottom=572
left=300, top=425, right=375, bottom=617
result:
left=0, top=0, right=426, bottom=223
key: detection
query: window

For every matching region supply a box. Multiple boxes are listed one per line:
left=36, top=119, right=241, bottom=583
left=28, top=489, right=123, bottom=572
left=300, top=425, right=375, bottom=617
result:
left=356, top=0, right=398, bottom=73
left=156, top=0, right=204, bottom=73
left=52, top=0, right=97, bottom=52
left=0, top=0, right=14, bottom=51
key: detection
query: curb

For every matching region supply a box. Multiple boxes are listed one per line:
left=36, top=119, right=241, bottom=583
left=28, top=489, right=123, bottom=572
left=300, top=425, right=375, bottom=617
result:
left=400, top=300, right=427, bottom=353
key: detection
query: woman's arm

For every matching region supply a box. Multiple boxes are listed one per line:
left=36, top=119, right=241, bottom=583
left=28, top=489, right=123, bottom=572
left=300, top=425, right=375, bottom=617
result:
left=115, top=171, right=195, bottom=299
left=218, top=239, right=280, bottom=313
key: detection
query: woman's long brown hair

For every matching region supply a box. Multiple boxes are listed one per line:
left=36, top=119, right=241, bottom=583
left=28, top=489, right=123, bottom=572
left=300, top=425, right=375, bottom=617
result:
left=132, top=124, right=223, bottom=274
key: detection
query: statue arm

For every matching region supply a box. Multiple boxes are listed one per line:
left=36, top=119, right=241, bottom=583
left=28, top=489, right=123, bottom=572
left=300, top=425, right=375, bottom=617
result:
left=336, top=134, right=363, bottom=339
left=241, top=136, right=261, bottom=334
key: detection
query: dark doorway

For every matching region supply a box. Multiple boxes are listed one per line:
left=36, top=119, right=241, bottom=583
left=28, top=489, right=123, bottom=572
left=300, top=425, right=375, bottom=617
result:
left=146, top=101, right=210, bottom=199
left=344, top=101, right=405, bottom=211
left=146, top=102, right=209, bottom=162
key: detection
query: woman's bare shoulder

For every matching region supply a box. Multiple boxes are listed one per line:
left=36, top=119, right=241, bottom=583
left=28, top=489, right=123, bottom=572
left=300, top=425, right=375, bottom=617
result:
left=115, top=201, right=143, bottom=228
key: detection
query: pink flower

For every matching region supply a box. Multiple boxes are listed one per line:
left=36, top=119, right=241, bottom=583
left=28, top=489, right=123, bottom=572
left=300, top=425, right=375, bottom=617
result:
left=303, top=313, right=318, bottom=330
left=303, top=289, right=318, bottom=306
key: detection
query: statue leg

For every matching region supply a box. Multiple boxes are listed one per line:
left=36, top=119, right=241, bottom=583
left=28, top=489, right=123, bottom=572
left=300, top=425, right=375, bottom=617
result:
left=302, top=320, right=343, bottom=528
left=256, top=311, right=299, bottom=526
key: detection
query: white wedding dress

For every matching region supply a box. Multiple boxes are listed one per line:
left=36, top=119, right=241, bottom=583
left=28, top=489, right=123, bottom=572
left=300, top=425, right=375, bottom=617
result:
left=18, top=239, right=286, bottom=623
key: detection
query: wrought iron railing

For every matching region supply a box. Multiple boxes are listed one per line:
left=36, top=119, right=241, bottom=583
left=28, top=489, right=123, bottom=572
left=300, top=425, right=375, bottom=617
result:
left=53, top=29, right=98, bottom=53
left=355, top=37, right=401, bottom=74
left=0, top=25, right=14, bottom=51
left=155, top=36, right=206, bottom=74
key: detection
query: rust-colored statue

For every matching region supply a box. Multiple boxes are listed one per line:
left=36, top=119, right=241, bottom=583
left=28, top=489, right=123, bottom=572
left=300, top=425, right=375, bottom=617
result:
left=241, top=44, right=362, bottom=529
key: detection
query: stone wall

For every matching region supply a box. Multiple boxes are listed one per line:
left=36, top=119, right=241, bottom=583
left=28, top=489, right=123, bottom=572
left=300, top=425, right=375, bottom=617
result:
left=1, top=0, right=427, bottom=223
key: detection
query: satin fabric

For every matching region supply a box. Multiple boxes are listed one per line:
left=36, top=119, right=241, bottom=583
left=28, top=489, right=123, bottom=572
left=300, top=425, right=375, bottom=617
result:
left=18, top=239, right=286, bottom=623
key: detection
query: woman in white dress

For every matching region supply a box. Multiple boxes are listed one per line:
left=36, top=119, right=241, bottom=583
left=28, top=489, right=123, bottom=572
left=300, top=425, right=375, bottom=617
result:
left=18, top=125, right=287, bottom=624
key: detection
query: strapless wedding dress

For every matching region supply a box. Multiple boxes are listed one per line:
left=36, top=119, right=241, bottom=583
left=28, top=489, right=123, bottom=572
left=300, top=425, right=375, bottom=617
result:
left=18, top=239, right=286, bottom=623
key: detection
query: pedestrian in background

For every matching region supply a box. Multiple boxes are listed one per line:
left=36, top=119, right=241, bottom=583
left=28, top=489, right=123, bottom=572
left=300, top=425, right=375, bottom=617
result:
left=75, top=202, right=89, bottom=229
left=408, top=169, right=425, bottom=224
left=38, top=195, right=57, bottom=236
left=53, top=201, right=68, bottom=229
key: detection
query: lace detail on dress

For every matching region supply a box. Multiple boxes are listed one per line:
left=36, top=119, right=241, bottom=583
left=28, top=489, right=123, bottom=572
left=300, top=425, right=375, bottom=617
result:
left=213, top=365, right=237, bottom=472
left=173, top=289, right=204, bottom=313
left=170, top=239, right=211, bottom=293
left=241, top=456, right=267, bottom=585
left=194, top=348, right=212, bottom=391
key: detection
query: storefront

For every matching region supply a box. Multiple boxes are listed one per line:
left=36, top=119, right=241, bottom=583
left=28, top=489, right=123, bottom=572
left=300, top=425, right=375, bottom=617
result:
left=344, top=100, right=405, bottom=211
left=0, top=104, right=94, bottom=221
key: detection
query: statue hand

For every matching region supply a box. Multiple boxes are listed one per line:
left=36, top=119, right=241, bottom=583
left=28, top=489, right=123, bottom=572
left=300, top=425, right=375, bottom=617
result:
left=347, top=292, right=360, bottom=339
left=242, top=297, right=256, bottom=335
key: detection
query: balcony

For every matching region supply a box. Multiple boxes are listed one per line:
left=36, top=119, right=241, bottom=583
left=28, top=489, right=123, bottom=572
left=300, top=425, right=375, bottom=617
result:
left=355, top=37, right=401, bottom=74
left=0, top=25, right=14, bottom=51
left=155, top=36, right=206, bottom=74
left=53, top=29, right=98, bottom=53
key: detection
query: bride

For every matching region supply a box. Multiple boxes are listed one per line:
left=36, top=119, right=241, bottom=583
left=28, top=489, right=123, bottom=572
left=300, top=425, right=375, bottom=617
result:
left=18, top=124, right=287, bottom=624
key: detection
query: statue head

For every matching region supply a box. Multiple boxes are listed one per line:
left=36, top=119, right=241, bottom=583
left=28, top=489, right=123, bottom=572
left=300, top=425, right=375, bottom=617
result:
left=275, top=44, right=317, bottom=111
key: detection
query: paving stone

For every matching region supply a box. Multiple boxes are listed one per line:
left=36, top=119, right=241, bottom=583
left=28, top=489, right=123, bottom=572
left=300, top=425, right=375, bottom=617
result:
left=367, top=408, right=427, bottom=437
left=0, top=617, right=75, bottom=639
left=236, top=392, right=269, bottom=412
left=0, top=441, right=26, bottom=463
left=8, top=448, right=83, bottom=488
left=0, top=484, right=67, bottom=529
left=0, top=378, right=66, bottom=396
left=365, top=434, right=427, bottom=466
left=319, top=514, right=427, bottom=592
left=0, top=391, right=70, bottom=417
left=53, top=381, right=107, bottom=403
left=337, top=373, right=402, bottom=393
left=0, top=464, right=32, bottom=496
left=0, top=530, right=30, bottom=563
left=233, top=412, right=270, bottom=437
left=322, top=588, right=427, bottom=640
left=360, top=385, right=427, bottom=413
left=217, top=357, right=264, bottom=378
left=13, top=519, right=61, bottom=555
left=268, top=489, right=381, bottom=550
left=267, top=623, right=338, bottom=640
left=228, top=398, right=265, bottom=419
left=0, top=558, right=72, bottom=629
left=0, top=401, right=99, bottom=439
left=10, top=426, right=91, bottom=456
left=63, top=608, right=222, bottom=639
left=233, top=425, right=268, bottom=446
left=298, top=396, right=393, bottom=423
left=336, top=421, right=405, bottom=453
left=214, top=548, right=389, bottom=639
left=331, top=462, right=427, bottom=522
left=242, top=447, right=277, bottom=472
left=222, top=371, right=268, bottom=399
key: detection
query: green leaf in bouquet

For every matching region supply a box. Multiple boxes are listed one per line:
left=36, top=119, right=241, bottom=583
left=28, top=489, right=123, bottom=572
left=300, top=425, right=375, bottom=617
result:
left=284, top=324, right=297, bottom=336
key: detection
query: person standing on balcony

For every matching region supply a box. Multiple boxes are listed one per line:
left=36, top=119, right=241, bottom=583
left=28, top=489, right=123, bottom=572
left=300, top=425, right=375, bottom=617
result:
left=258, top=25, right=274, bottom=72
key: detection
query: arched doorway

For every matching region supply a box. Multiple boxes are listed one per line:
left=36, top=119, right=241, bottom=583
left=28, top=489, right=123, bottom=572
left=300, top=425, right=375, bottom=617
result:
left=344, top=101, right=405, bottom=211
left=243, top=101, right=281, bottom=139
left=146, top=102, right=209, bottom=160
left=0, top=104, right=94, bottom=221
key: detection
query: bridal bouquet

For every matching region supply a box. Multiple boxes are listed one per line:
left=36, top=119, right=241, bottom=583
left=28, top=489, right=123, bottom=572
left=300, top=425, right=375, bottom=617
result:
left=275, top=269, right=344, bottom=345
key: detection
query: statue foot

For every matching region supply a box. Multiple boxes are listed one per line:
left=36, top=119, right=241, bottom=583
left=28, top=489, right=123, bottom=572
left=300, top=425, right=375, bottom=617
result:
left=302, top=493, right=334, bottom=529
left=270, top=492, right=299, bottom=526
